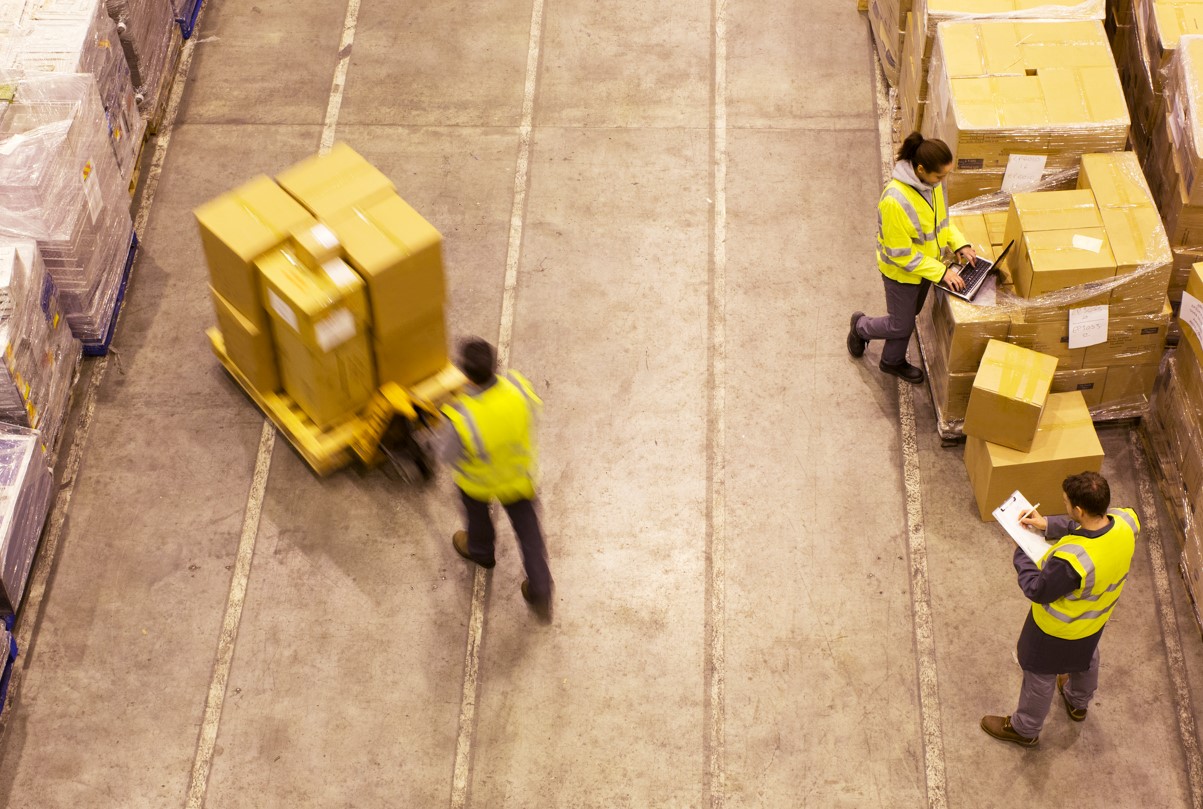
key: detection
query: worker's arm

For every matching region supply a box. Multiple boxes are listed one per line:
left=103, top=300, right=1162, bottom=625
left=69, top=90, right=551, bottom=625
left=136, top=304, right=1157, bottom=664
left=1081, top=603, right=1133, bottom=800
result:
left=436, top=420, right=465, bottom=465
left=879, top=200, right=949, bottom=284
left=1013, top=546, right=1081, bottom=604
left=1043, top=515, right=1077, bottom=541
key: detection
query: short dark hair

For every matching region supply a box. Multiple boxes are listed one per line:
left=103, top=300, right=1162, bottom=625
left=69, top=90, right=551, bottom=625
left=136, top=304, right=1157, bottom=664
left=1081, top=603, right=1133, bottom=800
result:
left=458, top=337, right=496, bottom=386
left=897, top=131, right=954, bottom=174
left=1063, top=472, right=1110, bottom=517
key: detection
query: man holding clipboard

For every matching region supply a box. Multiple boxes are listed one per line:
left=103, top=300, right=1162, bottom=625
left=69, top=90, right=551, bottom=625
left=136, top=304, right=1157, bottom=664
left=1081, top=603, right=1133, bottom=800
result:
left=981, top=472, right=1140, bottom=747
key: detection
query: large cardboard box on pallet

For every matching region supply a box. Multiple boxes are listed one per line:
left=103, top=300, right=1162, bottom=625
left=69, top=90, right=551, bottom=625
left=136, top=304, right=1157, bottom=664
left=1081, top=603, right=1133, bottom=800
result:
left=276, top=143, right=396, bottom=220
left=1007, top=316, right=1088, bottom=368
left=209, top=287, right=279, bottom=394
left=1101, top=362, right=1160, bottom=403
left=922, top=19, right=1128, bottom=201
left=964, top=390, right=1105, bottom=521
left=195, top=176, right=316, bottom=320
left=929, top=287, right=1011, bottom=372
left=962, top=339, right=1058, bottom=451
left=1081, top=298, right=1172, bottom=365
left=1183, top=263, right=1203, bottom=359
left=256, top=248, right=375, bottom=428
left=1003, top=190, right=1118, bottom=299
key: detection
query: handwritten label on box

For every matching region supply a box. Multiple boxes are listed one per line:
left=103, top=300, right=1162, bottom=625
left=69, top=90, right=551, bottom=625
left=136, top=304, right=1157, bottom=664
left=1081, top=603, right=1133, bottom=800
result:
left=1068, top=305, right=1109, bottom=350
left=1001, top=154, right=1048, bottom=194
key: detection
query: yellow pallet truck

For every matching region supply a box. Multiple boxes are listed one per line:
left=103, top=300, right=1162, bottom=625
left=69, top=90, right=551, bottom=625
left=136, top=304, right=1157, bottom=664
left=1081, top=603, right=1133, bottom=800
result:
left=208, top=328, right=466, bottom=478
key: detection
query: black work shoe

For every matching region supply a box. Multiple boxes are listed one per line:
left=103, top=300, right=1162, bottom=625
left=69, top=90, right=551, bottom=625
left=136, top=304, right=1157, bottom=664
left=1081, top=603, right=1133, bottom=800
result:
left=880, top=359, right=925, bottom=385
left=452, top=530, right=495, bottom=569
left=847, top=312, right=868, bottom=358
left=980, top=715, right=1039, bottom=748
left=1056, top=675, right=1087, bottom=722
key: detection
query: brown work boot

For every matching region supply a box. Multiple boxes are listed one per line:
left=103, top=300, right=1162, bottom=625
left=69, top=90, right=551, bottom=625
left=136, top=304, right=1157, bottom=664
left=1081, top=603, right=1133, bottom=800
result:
left=521, top=580, right=552, bottom=623
left=452, top=530, right=494, bottom=569
left=980, top=715, right=1039, bottom=748
left=1057, top=675, right=1087, bottom=722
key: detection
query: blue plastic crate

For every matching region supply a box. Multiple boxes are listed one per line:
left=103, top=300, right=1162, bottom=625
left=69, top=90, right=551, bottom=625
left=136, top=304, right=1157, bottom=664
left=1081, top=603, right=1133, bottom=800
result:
left=82, top=232, right=138, bottom=358
left=178, top=0, right=203, bottom=39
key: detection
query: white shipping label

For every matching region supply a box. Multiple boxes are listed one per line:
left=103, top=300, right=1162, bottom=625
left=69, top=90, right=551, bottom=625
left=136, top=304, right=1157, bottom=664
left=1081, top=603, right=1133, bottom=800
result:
left=311, top=223, right=340, bottom=250
left=82, top=160, right=102, bottom=225
left=1068, top=305, right=1109, bottom=350
left=1182, top=291, right=1203, bottom=346
left=268, top=289, right=299, bottom=331
left=1071, top=234, right=1104, bottom=253
left=1000, top=154, right=1047, bottom=194
left=322, top=258, right=359, bottom=290
left=314, top=308, right=357, bottom=352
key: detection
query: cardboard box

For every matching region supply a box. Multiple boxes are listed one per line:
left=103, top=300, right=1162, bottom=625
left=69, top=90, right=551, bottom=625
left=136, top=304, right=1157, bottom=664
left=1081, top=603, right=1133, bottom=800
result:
left=1102, top=206, right=1174, bottom=315
left=1167, top=36, right=1203, bottom=204
left=325, top=193, right=447, bottom=338
left=930, top=289, right=1011, bottom=372
left=1182, top=263, right=1203, bottom=361
left=291, top=223, right=342, bottom=268
left=273, top=316, right=376, bottom=429
left=194, top=176, right=316, bottom=319
left=1077, top=151, right=1157, bottom=208
left=923, top=20, right=1127, bottom=200
left=1003, top=190, right=1119, bottom=298
left=929, top=369, right=976, bottom=422
left=373, top=313, right=449, bottom=389
left=276, top=142, right=396, bottom=220
left=1081, top=298, right=1172, bottom=365
left=964, top=390, right=1105, bottom=521
left=962, top=339, right=1058, bottom=451
left=210, top=287, right=280, bottom=394
left=1101, top=363, right=1160, bottom=404
left=950, top=213, right=993, bottom=259
left=869, top=0, right=904, bottom=85
left=1006, top=317, right=1088, bottom=368
left=257, top=249, right=370, bottom=354
left=1051, top=366, right=1108, bottom=407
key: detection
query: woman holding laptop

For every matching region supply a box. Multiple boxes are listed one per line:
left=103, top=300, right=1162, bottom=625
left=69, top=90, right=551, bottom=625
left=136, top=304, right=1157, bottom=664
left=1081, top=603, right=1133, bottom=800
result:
left=847, top=131, right=977, bottom=384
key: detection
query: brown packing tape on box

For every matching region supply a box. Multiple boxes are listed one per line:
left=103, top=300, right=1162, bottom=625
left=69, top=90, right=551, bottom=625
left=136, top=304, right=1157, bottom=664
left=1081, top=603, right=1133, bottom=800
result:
left=962, top=338, right=1058, bottom=452
left=964, top=390, right=1104, bottom=521
left=210, top=286, right=280, bottom=394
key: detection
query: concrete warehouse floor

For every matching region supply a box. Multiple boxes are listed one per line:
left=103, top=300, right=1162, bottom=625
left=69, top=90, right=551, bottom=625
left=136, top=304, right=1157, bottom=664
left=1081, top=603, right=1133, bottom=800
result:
left=0, top=0, right=1199, bottom=806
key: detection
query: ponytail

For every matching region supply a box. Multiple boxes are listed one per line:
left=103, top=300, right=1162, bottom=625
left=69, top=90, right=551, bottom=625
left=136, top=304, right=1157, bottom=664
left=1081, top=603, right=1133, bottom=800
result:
left=896, top=131, right=953, bottom=173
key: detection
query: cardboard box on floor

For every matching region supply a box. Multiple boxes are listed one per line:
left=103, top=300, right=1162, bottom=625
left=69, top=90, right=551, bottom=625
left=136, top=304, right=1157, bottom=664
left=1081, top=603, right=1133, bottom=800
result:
left=964, top=390, right=1105, bottom=521
left=962, top=339, right=1058, bottom=452
left=195, top=176, right=316, bottom=320
left=210, top=287, right=279, bottom=394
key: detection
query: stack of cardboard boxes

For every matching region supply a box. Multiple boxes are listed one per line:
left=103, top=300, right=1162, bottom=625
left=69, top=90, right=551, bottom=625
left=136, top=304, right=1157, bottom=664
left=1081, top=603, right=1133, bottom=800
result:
left=897, top=0, right=1105, bottom=136
left=1148, top=263, right=1203, bottom=620
left=961, top=339, right=1106, bottom=520
left=920, top=152, right=1173, bottom=425
left=870, top=0, right=914, bottom=85
left=196, top=144, right=450, bottom=433
left=920, top=19, right=1129, bottom=202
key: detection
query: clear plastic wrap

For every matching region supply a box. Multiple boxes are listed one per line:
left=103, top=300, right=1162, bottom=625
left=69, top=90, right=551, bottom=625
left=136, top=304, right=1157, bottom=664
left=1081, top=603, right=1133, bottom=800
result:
left=0, top=71, right=136, bottom=345
left=921, top=18, right=1129, bottom=204
left=917, top=151, right=1174, bottom=436
left=0, top=240, right=82, bottom=454
left=0, top=0, right=146, bottom=182
left=0, top=423, right=53, bottom=614
left=898, top=1, right=1105, bottom=132
left=103, top=0, right=179, bottom=128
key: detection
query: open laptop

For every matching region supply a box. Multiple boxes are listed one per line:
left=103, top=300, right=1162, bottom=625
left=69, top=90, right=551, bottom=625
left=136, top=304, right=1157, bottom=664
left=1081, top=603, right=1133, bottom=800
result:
left=939, top=240, right=1014, bottom=302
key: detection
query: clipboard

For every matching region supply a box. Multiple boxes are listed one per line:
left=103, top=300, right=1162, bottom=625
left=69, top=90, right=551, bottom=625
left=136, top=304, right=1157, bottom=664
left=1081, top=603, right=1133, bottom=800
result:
left=992, top=490, right=1052, bottom=564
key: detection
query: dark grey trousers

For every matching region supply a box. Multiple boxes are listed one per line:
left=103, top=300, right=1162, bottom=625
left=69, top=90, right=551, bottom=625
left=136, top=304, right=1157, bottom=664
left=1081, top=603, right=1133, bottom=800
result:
left=1010, top=647, right=1101, bottom=738
left=856, top=275, right=933, bottom=366
left=460, top=488, right=553, bottom=603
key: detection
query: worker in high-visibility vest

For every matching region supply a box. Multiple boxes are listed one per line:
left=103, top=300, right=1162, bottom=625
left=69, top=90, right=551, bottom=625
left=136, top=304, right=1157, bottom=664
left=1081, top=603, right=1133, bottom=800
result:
left=981, top=471, right=1138, bottom=747
left=847, top=131, right=975, bottom=384
left=442, top=338, right=553, bottom=619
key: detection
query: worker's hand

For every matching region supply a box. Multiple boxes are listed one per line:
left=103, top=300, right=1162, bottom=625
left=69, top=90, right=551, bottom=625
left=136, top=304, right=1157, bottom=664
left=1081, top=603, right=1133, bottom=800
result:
left=1020, top=509, right=1047, bottom=533
left=942, top=267, right=966, bottom=292
left=956, top=246, right=978, bottom=265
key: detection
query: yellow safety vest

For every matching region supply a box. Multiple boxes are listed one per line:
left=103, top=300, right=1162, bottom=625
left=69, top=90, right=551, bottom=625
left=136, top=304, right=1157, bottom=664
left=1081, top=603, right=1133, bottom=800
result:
left=441, top=371, right=542, bottom=504
left=1032, top=508, right=1139, bottom=640
left=876, top=178, right=967, bottom=285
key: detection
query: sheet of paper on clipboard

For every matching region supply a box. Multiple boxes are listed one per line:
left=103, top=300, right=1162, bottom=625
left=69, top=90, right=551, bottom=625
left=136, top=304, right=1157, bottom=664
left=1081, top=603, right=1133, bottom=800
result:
left=992, top=490, right=1052, bottom=564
